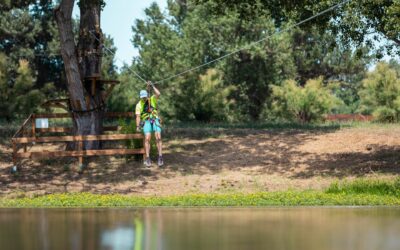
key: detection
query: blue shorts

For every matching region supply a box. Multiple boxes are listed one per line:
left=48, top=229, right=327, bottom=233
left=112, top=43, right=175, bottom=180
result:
left=143, top=118, right=162, bottom=135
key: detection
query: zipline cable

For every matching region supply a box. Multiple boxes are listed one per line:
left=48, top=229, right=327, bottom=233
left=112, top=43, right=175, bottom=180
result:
left=89, top=30, right=148, bottom=84
left=154, top=0, right=351, bottom=84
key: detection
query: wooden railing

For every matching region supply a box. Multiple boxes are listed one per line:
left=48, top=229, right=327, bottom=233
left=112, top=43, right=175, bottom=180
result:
left=11, top=112, right=144, bottom=168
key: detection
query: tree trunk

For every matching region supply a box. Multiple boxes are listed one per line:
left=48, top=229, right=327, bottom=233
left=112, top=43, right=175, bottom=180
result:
left=54, top=0, right=103, bottom=150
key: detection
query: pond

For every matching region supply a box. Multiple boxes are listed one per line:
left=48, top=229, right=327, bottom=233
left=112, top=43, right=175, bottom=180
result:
left=0, top=207, right=399, bottom=250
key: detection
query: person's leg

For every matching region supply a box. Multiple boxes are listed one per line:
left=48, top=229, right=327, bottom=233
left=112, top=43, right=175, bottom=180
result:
left=155, top=132, right=162, bottom=156
left=154, top=118, right=163, bottom=166
left=143, top=120, right=152, bottom=165
left=145, top=133, right=152, bottom=159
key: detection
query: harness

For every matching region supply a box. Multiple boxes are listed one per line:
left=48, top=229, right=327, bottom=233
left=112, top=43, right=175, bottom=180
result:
left=140, top=99, right=158, bottom=121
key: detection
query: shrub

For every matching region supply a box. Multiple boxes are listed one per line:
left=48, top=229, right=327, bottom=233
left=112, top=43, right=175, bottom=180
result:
left=271, top=77, right=340, bottom=123
left=173, top=69, right=235, bottom=122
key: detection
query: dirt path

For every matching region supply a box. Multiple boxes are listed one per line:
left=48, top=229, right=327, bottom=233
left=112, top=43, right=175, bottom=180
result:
left=1, top=126, right=399, bottom=197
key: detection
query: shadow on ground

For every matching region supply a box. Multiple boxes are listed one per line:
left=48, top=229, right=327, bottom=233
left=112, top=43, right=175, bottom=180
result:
left=1, top=126, right=399, bottom=195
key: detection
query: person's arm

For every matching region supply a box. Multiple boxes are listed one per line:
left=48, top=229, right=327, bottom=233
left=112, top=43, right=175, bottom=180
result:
left=149, top=81, right=160, bottom=98
left=136, top=115, right=141, bottom=132
left=135, top=102, right=141, bottom=132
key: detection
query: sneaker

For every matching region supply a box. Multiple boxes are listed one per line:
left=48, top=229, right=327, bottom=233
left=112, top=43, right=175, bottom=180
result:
left=144, top=158, right=152, bottom=167
left=158, top=156, right=164, bottom=167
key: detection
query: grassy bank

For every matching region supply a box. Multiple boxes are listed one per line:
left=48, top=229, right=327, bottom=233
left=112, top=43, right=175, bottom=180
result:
left=1, top=178, right=399, bottom=207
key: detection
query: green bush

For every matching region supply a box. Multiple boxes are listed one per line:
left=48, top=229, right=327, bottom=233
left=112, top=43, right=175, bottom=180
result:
left=193, top=69, right=235, bottom=122
left=358, top=62, right=400, bottom=122
left=270, top=77, right=340, bottom=123
left=171, top=69, right=235, bottom=122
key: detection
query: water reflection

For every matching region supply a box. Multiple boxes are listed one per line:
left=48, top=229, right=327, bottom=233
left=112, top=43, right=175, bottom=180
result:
left=101, top=227, right=134, bottom=249
left=0, top=207, right=400, bottom=250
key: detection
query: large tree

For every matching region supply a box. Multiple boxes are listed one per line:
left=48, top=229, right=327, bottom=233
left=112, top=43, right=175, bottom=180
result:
left=54, top=0, right=104, bottom=149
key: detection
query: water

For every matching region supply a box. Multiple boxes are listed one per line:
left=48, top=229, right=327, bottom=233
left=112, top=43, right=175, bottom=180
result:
left=0, top=207, right=399, bottom=250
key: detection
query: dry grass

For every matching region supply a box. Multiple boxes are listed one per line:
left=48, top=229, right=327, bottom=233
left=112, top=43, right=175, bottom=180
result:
left=1, top=124, right=400, bottom=197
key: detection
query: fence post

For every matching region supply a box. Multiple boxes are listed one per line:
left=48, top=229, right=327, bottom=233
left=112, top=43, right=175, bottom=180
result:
left=31, top=114, right=36, bottom=138
left=23, top=128, right=27, bottom=153
left=12, top=140, right=17, bottom=166
left=78, top=140, right=83, bottom=166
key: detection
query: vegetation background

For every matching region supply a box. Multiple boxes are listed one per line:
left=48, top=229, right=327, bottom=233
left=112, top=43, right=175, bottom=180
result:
left=0, top=0, right=399, bottom=124
left=1, top=0, right=400, bottom=202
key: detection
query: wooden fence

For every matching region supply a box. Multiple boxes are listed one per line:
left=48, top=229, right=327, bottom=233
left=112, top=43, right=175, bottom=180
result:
left=11, top=112, right=144, bottom=167
left=325, top=114, right=374, bottom=122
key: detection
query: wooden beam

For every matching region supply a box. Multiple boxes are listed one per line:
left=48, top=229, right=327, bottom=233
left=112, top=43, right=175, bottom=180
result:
left=13, top=133, right=144, bottom=143
left=34, top=113, right=72, bottom=118
left=12, top=141, right=17, bottom=166
left=78, top=140, right=83, bottom=165
left=85, top=95, right=91, bottom=110
left=103, top=84, right=115, bottom=101
left=36, top=126, right=120, bottom=133
left=85, top=75, right=101, bottom=80
left=91, top=78, right=96, bottom=95
left=23, top=129, right=27, bottom=152
left=15, top=148, right=145, bottom=159
left=36, top=127, right=72, bottom=133
left=31, top=114, right=36, bottom=138
left=41, top=99, right=69, bottom=106
left=33, top=112, right=134, bottom=119
left=98, top=79, right=120, bottom=84
left=12, top=114, right=32, bottom=138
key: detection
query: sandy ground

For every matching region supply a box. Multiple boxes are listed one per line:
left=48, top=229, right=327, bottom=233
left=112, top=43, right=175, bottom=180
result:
left=1, top=125, right=400, bottom=197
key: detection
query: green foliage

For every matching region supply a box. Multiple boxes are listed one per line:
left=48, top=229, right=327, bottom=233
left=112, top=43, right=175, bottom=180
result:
left=101, top=35, right=118, bottom=80
left=2, top=185, right=400, bottom=207
left=121, top=0, right=372, bottom=122
left=0, top=1, right=117, bottom=119
left=271, top=77, right=340, bottom=123
left=1, top=0, right=386, bottom=124
left=330, top=80, right=364, bottom=114
left=339, top=0, right=400, bottom=56
left=326, top=177, right=400, bottom=196
left=0, top=56, right=54, bottom=119
left=107, top=69, right=142, bottom=112
left=358, top=62, right=400, bottom=122
left=174, top=69, right=235, bottom=122
left=196, top=69, right=235, bottom=121
left=389, top=59, right=400, bottom=76
left=127, top=1, right=296, bottom=121
left=0, top=1, right=66, bottom=90
left=291, top=27, right=371, bottom=85
left=196, top=0, right=400, bottom=56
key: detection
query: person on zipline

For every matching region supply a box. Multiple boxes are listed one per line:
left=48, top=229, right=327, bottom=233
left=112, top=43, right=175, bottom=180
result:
left=136, top=81, right=163, bottom=167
